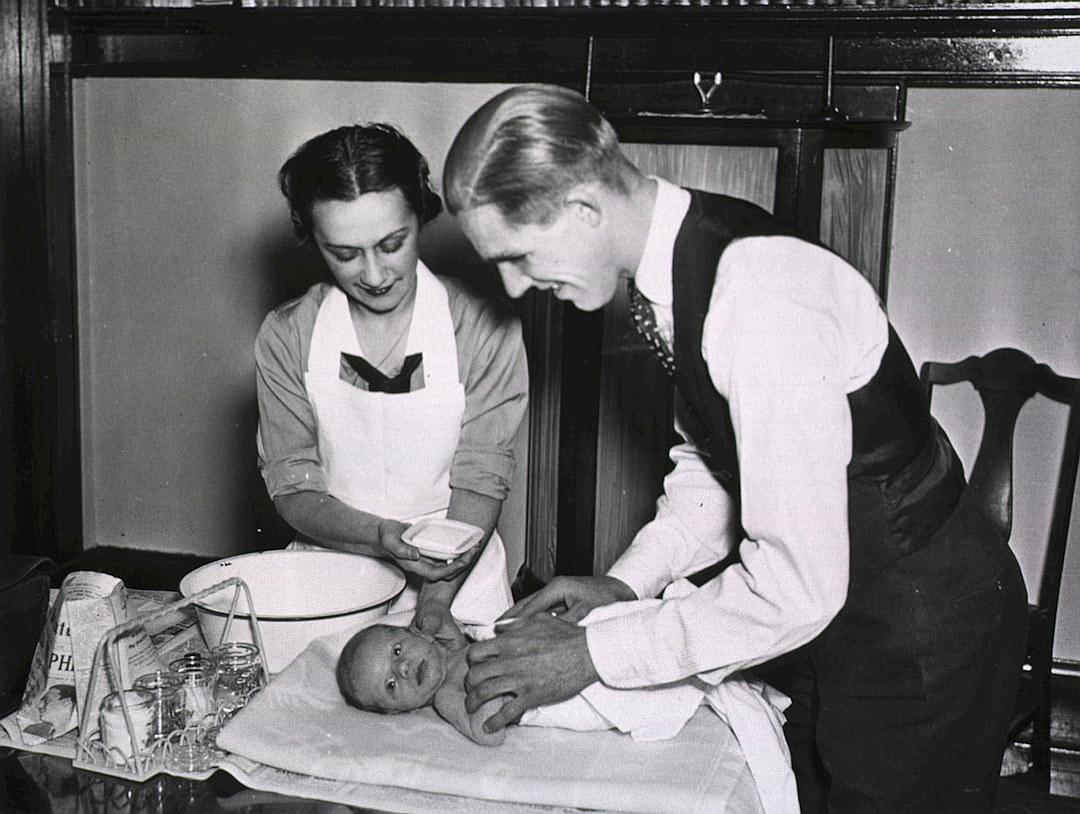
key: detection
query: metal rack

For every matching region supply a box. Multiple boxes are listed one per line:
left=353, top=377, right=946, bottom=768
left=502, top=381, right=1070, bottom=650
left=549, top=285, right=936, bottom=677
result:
left=73, top=577, right=269, bottom=781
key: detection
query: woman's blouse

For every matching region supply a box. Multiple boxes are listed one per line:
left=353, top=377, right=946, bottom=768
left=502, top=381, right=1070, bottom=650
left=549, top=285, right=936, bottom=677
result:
left=255, top=277, right=528, bottom=505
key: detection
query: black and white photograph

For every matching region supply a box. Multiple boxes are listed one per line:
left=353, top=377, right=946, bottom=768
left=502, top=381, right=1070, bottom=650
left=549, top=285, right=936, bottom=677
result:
left=1, top=1, right=1078, bottom=811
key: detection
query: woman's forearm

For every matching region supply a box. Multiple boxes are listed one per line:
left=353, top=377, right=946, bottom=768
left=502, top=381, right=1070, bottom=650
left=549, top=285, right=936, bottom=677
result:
left=417, top=488, right=502, bottom=608
left=273, top=490, right=388, bottom=557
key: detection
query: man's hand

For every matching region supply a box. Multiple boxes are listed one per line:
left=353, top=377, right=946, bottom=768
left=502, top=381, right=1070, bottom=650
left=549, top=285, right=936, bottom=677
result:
left=377, top=519, right=481, bottom=582
left=502, top=575, right=635, bottom=624
left=410, top=599, right=468, bottom=652
left=464, top=614, right=599, bottom=734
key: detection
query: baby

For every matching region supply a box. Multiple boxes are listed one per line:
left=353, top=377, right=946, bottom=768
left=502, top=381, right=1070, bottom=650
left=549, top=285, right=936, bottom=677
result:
left=336, top=623, right=506, bottom=746
left=337, top=592, right=785, bottom=748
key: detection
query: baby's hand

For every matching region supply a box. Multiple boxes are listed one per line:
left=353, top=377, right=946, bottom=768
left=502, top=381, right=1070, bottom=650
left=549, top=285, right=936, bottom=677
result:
left=434, top=684, right=507, bottom=746
left=465, top=701, right=507, bottom=746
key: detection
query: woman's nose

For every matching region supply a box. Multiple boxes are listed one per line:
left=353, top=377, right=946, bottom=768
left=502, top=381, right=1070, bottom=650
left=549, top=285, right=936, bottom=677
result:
left=355, top=255, right=388, bottom=287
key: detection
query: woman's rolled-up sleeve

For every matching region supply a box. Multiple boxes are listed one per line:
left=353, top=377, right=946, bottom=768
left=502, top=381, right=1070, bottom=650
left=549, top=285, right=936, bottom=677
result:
left=448, top=282, right=529, bottom=501
left=255, top=299, right=328, bottom=500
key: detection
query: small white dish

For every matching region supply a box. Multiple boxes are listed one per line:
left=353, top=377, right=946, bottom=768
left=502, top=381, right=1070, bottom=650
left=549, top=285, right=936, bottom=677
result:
left=402, top=518, right=484, bottom=561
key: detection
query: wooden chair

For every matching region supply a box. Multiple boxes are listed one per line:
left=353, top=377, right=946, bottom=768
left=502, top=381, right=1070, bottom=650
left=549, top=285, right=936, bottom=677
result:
left=920, top=348, right=1080, bottom=791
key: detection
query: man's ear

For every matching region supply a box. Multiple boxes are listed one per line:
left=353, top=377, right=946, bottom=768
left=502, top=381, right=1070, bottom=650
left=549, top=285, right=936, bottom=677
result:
left=563, top=182, right=603, bottom=228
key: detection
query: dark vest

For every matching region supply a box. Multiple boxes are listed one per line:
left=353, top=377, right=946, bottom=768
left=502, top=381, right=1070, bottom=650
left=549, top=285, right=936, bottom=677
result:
left=670, top=189, right=965, bottom=582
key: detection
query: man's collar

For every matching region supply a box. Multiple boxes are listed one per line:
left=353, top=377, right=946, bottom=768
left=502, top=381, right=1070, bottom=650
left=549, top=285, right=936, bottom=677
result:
left=631, top=178, right=691, bottom=308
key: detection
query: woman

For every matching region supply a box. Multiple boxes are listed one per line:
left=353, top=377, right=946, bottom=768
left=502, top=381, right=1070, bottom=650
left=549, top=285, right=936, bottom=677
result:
left=255, top=123, right=528, bottom=642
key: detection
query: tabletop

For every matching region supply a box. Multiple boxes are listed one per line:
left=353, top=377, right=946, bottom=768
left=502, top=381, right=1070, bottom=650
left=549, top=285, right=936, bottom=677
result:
left=0, top=745, right=386, bottom=814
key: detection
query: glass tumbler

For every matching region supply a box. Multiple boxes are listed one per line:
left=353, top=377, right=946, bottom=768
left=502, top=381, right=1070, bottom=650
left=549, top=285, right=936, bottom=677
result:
left=99, top=689, right=155, bottom=763
left=210, top=643, right=265, bottom=717
left=133, top=670, right=184, bottom=739
left=168, top=653, right=217, bottom=725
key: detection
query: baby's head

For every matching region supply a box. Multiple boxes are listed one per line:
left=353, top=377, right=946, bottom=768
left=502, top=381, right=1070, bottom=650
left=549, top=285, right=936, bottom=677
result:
left=337, top=623, right=450, bottom=714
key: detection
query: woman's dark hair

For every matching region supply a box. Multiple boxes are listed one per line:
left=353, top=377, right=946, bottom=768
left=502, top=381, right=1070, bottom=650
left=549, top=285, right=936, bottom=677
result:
left=279, top=123, right=443, bottom=242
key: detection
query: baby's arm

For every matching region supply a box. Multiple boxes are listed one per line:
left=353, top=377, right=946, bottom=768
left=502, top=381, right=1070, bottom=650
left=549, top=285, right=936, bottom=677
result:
left=433, top=656, right=506, bottom=746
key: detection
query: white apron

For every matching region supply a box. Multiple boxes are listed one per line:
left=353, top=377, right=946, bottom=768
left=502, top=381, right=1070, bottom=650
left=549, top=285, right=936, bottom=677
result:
left=289, top=264, right=511, bottom=623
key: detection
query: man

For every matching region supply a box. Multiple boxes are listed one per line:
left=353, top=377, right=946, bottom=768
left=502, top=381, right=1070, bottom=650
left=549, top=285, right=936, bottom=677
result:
left=22, top=684, right=76, bottom=739
left=440, top=84, right=1027, bottom=812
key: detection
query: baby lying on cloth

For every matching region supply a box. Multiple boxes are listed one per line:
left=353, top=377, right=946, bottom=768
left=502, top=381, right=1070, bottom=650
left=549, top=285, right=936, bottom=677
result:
left=217, top=581, right=797, bottom=814
left=336, top=591, right=790, bottom=749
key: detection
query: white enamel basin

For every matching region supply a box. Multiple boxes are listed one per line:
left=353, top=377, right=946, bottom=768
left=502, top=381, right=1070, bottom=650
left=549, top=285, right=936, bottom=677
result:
left=179, top=550, right=405, bottom=673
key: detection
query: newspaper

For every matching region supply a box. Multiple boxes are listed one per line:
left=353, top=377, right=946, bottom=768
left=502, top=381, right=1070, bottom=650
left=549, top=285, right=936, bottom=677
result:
left=5, top=571, right=167, bottom=747
left=128, top=588, right=206, bottom=660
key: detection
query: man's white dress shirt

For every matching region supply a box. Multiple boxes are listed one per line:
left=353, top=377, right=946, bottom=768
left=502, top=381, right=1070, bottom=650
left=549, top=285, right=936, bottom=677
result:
left=586, top=178, right=891, bottom=688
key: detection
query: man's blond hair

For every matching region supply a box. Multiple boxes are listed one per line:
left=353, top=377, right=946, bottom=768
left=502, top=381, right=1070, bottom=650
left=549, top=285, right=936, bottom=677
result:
left=444, top=84, right=632, bottom=225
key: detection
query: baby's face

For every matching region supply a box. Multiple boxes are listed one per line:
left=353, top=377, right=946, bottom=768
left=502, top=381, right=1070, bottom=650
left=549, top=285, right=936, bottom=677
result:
left=347, top=625, right=449, bottom=713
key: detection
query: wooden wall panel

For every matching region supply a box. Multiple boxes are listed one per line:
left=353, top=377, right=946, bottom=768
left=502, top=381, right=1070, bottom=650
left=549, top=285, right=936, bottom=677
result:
left=1, top=0, right=76, bottom=559
left=0, top=0, right=20, bottom=552
left=821, top=148, right=889, bottom=292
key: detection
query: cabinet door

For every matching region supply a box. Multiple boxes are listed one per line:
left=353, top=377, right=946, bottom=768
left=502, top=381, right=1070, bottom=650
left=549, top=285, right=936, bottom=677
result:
left=821, top=147, right=892, bottom=295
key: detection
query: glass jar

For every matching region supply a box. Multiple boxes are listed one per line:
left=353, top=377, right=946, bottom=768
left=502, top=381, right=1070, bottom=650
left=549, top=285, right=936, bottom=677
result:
left=168, top=653, right=216, bottom=725
left=99, top=689, right=154, bottom=763
left=210, top=643, right=265, bottom=717
left=164, top=740, right=216, bottom=774
left=132, top=670, right=184, bottom=739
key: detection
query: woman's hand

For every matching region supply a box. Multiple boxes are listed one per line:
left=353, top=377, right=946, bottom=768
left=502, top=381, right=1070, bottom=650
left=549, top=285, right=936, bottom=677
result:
left=377, top=519, right=481, bottom=581
left=501, top=575, right=636, bottom=624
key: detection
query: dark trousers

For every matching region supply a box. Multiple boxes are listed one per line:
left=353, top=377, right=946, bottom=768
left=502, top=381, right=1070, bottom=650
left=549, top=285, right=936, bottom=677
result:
left=762, top=521, right=1028, bottom=813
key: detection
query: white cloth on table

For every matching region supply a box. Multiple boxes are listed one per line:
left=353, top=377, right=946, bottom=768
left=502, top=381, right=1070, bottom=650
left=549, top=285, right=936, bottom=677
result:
left=216, top=616, right=779, bottom=814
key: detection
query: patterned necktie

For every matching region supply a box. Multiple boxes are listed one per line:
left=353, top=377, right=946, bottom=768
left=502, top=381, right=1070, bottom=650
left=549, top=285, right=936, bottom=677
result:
left=627, top=279, right=675, bottom=378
